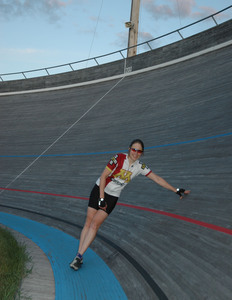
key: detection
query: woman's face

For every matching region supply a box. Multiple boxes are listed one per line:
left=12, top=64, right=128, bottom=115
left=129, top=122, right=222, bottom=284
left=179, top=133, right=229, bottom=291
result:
left=128, top=142, right=143, bottom=162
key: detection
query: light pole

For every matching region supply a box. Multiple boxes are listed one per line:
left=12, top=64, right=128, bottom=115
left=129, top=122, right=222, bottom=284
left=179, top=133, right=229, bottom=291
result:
left=125, top=0, right=141, bottom=57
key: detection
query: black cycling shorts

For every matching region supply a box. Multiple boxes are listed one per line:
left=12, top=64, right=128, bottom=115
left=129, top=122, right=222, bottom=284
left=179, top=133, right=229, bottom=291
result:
left=88, top=184, right=118, bottom=215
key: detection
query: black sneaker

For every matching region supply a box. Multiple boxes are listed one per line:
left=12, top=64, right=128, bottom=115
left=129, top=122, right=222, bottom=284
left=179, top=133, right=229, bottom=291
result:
left=69, top=256, right=83, bottom=271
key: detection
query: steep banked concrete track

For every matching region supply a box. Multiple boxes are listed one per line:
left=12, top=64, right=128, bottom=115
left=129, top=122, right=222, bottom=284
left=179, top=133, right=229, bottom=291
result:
left=0, top=44, right=232, bottom=299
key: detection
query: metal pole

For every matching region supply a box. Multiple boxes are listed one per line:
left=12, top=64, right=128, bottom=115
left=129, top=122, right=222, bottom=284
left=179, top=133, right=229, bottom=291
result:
left=126, top=0, right=141, bottom=57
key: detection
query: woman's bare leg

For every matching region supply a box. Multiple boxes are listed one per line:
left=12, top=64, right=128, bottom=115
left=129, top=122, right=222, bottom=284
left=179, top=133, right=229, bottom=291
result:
left=78, top=207, right=98, bottom=253
left=78, top=208, right=108, bottom=256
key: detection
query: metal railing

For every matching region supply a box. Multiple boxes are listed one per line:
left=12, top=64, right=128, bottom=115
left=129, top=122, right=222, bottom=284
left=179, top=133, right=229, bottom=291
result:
left=0, top=5, right=231, bottom=82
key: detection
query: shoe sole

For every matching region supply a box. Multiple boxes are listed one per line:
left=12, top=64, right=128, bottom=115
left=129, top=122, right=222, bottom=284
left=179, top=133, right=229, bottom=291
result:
left=69, top=260, right=83, bottom=271
left=70, top=264, right=79, bottom=271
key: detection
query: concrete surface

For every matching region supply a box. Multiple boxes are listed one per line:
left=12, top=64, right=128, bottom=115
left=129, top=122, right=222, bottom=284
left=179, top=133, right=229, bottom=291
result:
left=0, top=224, right=55, bottom=300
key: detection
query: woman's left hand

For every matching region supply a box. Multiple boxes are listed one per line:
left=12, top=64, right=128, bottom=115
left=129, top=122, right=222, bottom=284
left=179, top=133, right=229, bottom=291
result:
left=176, top=188, right=191, bottom=199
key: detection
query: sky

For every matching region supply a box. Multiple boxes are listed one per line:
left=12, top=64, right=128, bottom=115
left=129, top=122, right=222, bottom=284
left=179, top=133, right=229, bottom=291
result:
left=0, top=0, right=231, bottom=77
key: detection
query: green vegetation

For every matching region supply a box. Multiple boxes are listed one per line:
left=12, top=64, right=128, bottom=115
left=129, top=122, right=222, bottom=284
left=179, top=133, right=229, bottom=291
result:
left=0, top=227, right=31, bottom=300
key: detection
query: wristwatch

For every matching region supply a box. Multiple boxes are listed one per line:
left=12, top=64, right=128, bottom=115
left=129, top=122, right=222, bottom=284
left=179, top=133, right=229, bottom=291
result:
left=98, top=198, right=105, bottom=207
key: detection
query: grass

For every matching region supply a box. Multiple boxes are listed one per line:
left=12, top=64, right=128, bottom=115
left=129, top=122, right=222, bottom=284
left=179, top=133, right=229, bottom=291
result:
left=0, top=227, right=31, bottom=300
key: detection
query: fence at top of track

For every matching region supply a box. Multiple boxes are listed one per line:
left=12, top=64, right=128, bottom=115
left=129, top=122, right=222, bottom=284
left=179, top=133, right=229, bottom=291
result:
left=0, top=5, right=231, bottom=82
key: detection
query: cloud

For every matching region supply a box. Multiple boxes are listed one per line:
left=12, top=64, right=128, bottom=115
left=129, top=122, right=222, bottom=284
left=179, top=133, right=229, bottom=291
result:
left=0, top=0, right=72, bottom=23
left=142, top=0, right=177, bottom=19
left=15, top=48, right=46, bottom=55
left=0, top=47, right=46, bottom=56
left=191, top=6, right=217, bottom=20
left=139, top=31, right=154, bottom=42
left=114, top=31, right=128, bottom=48
left=174, top=0, right=196, bottom=18
left=142, top=0, right=220, bottom=20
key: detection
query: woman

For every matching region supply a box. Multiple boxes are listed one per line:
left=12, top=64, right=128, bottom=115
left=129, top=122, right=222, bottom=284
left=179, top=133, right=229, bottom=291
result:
left=70, top=139, right=190, bottom=270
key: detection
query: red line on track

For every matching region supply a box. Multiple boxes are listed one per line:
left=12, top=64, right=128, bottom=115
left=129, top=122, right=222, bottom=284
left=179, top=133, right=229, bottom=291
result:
left=1, top=187, right=232, bottom=236
left=117, top=202, right=232, bottom=235
left=0, top=187, right=89, bottom=200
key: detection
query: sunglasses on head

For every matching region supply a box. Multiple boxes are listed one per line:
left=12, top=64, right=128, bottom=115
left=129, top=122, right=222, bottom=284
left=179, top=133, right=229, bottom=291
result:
left=130, top=148, right=143, bottom=154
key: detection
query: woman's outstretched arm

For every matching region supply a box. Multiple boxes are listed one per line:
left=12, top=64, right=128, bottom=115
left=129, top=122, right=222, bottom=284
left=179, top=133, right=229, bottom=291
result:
left=147, top=172, right=190, bottom=199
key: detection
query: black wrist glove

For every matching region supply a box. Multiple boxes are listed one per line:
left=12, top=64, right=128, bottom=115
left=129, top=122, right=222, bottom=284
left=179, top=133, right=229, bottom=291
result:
left=176, top=188, right=185, bottom=197
left=98, top=198, right=106, bottom=208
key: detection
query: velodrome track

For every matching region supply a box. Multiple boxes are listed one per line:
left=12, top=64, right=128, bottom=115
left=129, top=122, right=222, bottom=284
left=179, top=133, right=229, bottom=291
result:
left=0, top=42, right=232, bottom=299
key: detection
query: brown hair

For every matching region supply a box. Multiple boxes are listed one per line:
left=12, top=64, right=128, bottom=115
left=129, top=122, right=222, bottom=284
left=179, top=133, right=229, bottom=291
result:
left=129, top=139, right=144, bottom=152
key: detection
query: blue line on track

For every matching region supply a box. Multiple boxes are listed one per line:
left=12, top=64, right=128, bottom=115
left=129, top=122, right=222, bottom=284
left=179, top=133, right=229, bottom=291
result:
left=0, top=212, right=127, bottom=300
left=145, top=132, right=232, bottom=150
left=0, top=132, right=231, bottom=158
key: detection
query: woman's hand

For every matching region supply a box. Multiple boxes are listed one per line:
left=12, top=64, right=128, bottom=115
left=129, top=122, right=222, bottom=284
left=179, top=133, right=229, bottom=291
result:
left=176, top=188, right=191, bottom=199
left=98, top=198, right=107, bottom=211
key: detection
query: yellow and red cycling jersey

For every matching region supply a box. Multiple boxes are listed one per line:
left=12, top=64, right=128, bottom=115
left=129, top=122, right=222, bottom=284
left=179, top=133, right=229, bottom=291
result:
left=96, top=153, right=151, bottom=197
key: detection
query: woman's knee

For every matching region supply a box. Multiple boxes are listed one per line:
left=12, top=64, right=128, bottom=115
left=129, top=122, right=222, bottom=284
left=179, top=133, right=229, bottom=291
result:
left=83, top=221, right=91, bottom=231
left=84, top=207, right=98, bottom=228
left=89, top=219, right=101, bottom=231
left=90, top=210, right=108, bottom=231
